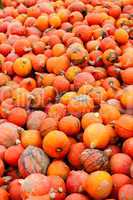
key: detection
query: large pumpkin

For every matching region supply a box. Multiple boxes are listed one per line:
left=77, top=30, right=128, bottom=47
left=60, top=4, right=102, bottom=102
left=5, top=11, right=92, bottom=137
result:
left=18, top=146, right=50, bottom=178
left=0, top=122, right=20, bottom=147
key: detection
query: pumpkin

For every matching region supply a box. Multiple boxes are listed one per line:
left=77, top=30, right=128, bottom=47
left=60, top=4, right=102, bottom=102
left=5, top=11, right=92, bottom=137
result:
left=40, top=117, right=58, bottom=137
left=0, top=158, right=5, bottom=177
left=118, top=184, right=133, bottom=200
left=99, top=103, right=121, bottom=124
left=4, top=144, right=24, bottom=166
left=42, top=130, right=70, bottom=159
left=85, top=171, right=113, bottom=199
left=58, top=115, right=80, bottom=136
left=66, top=43, right=88, bottom=65
left=67, top=95, right=94, bottom=118
left=18, top=146, right=50, bottom=178
left=121, top=68, right=133, bottom=85
left=0, top=145, right=6, bottom=160
left=80, top=149, right=109, bottom=173
left=21, top=173, right=50, bottom=199
left=48, top=103, right=67, bottom=121
left=81, top=112, right=102, bottom=130
left=53, top=75, right=70, bottom=93
left=0, top=188, right=9, bottom=200
left=112, top=174, right=131, bottom=198
left=68, top=142, right=85, bottom=169
left=13, top=57, right=32, bottom=77
left=48, top=176, right=66, bottom=200
left=122, top=137, right=133, bottom=158
left=65, top=194, right=89, bottom=200
left=115, top=114, right=133, bottom=138
left=27, top=111, right=47, bottom=130
left=83, top=123, right=110, bottom=149
left=9, top=179, right=23, bottom=200
left=73, top=72, right=95, bottom=90
left=66, top=170, right=88, bottom=193
left=47, top=160, right=70, bottom=180
left=7, top=107, right=28, bottom=127
left=110, top=153, right=132, bottom=175
left=120, top=86, right=133, bottom=109
left=0, top=122, right=20, bottom=147
left=21, top=130, right=42, bottom=148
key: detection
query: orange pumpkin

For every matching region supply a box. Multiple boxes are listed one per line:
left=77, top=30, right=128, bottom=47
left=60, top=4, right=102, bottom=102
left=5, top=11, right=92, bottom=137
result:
left=40, top=117, right=58, bottom=137
left=13, top=57, right=32, bottom=77
left=85, top=171, right=113, bottom=199
left=42, top=130, right=70, bottom=159
left=81, top=112, right=102, bottom=129
left=58, top=115, right=80, bottom=136
left=47, top=160, right=70, bottom=180
left=0, top=188, right=9, bottom=200
left=67, top=95, right=94, bottom=118
left=21, top=130, right=42, bottom=148
left=48, top=103, right=66, bottom=121
left=121, top=68, right=133, bottom=85
left=120, top=86, right=133, bottom=109
left=83, top=123, right=110, bottom=149
left=60, top=92, right=77, bottom=105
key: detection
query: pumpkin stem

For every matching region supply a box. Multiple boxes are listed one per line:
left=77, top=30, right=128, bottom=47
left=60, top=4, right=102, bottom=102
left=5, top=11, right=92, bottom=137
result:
left=90, top=142, right=96, bottom=149
left=49, top=192, right=56, bottom=200
left=56, top=148, right=63, bottom=152
left=104, top=149, right=112, bottom=158
left=16, top=139, right=21, bottom=145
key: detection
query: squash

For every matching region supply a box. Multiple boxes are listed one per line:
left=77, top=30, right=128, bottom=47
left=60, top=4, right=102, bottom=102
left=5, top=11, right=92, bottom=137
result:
left=18, top=146, right=50, bottom=178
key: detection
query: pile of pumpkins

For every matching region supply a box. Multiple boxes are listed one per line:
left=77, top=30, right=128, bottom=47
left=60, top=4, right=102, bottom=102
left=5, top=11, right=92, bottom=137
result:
left=0, top=0, right=132, bottom=199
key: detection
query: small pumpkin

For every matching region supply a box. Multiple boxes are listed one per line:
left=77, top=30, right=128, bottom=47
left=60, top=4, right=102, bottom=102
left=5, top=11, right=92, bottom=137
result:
left=66, top=170, right=88, bottom=193
left=115, top=114, right=133, bottom=138
left=21, top=130, right=42, bottom=148
left=4, top=144, right=24, bottom=166
left=58, top=115, right=80, bottom=136
left=27, top=111, right=47, bottom=130
left=18, top=146, right=50, bottom=178
left=42, top=130, right=70, bottom=159
left=40, top=117, right=58, bottom=137
left=47, top=160, right=70, bottom=180
left=118, top=184, right=133, bottom=200
left=9, top=179, right=23, bottom=200
left=85, top=171, right=113, bottom=199
left=21, top=173, right=50, bottom=199
left=80, top=149, right=109, bottom=173
left=68, top=142, right=85, bottom=169
left=0, top=122, right=20, bottom=147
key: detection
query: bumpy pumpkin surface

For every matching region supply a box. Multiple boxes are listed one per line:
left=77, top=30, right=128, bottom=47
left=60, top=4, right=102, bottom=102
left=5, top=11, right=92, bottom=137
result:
left=80, top=149, right=109, bottom=173
left=18, top=145, right=50, bottom=177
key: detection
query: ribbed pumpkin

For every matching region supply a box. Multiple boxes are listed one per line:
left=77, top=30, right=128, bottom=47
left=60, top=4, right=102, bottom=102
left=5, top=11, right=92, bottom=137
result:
left=80, top=149, right=109, bottom=173
left=0, top=122, right=20, bottom=147
left=18, top=146, right=50, bottom=178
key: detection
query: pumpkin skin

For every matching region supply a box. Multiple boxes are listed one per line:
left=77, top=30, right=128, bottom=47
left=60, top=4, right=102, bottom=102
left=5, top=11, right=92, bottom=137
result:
left=115, top=114, right=133, bottom=138
left=8, top=179, right=23, bottom=200
left=0, top=122, right=19, bottom=147
left=58, top=115, right=81, bottom=136
left=47, top=160, right=70, bottom=180
left=42, top=130, right=70, bottom=159
left=18, top=146, right=50, bottom=178
left=48, top=176, right=66, bottom=200
left=67, top=95, right=94, bottom=118
left=21, top=130, right=42, bottom=148
left=40, top=117, right=58, bottom=137
left=0, top=145, right=6, bottom=160
left=68, top=142, right=85, bottom=169
left=65, top=194, right=89, bottom=200
left=85, top=171, right=113, bottom=199
left=83, top=123, right=110, bottom=149
left=122, top=137, right=133, bottom=158
left=0, top=158, right=5, bottom=177
left=66, top=170, right=88, bottom=193
left=4, top=144, right=24, bottom=166
left=21, top=173, right=51, bottom=199
left=112, top=174, right=131, bottom=198
left=110, top=153, right=132, bottom=175
left=80, top=149, right=109, bottom=173
left=27, top=111, right=47, bottom=130
left=0, top=188, right=9, bottom=200
left=118, top=184, right=133, bottom=200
